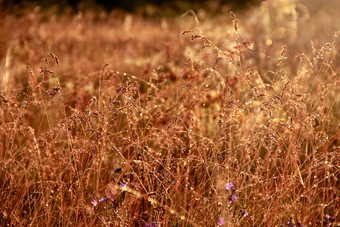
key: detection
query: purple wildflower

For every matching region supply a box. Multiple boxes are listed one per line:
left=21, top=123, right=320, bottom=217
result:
left=145, top=222, right=157, bottom=227
left=325, top=214, right=335, bottom=223
left=217, top=217, right=225, bottom=226
left=91, top=198, right=98, bottom=207
left=286, top=220, right=292, bottom=226
left=230, top=193, right=237, bottom=201
left=226, top=183, right=234, bottom=191
left=120, top=183, right=127, bottom=190
left=242, top=211, right=248, bottom=217
left=297, top=223, right=304, bottom=227
left=99, top=197, right=107, bottom=203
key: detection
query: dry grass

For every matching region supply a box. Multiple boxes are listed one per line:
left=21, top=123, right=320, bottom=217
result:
left=0, top=0, right=339, bottom=226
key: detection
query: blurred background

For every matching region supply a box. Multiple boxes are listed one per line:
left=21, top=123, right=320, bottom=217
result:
left=1, top=0, right=262, bottom=15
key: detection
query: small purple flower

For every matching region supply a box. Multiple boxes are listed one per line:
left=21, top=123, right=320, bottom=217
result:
left=286, top=220, right=292, bottom=226
left=99, top=197, right=107, bottom=203
left=91, top=198, right=98, bottom=207
left=120, top=183, right=127, bottom=190
left=242, top=211, right=248, bottom=217
left=226, top=183, right=234, bottom=191
left=297, top=223, right=304, bottom=227
left=230, top=193, right=237, bottom=201
left=217, top=217, right=225, bottom=226
left=325, top=214, right=335, bottom=223
left=145, top=222, right=156, bottom=227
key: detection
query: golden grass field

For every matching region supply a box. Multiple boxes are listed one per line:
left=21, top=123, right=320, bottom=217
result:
left=0, top=0, right=339, bottom=226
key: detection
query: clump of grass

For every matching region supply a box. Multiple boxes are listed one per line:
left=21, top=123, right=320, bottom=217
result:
left=1, top=0, right=339, bottom=226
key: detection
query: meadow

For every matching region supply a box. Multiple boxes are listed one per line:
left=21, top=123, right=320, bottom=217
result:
left=0, top=0, right=339, bottom=226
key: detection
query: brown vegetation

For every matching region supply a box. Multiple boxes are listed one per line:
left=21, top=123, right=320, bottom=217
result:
left=0, top=0, right=339, bottom=226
